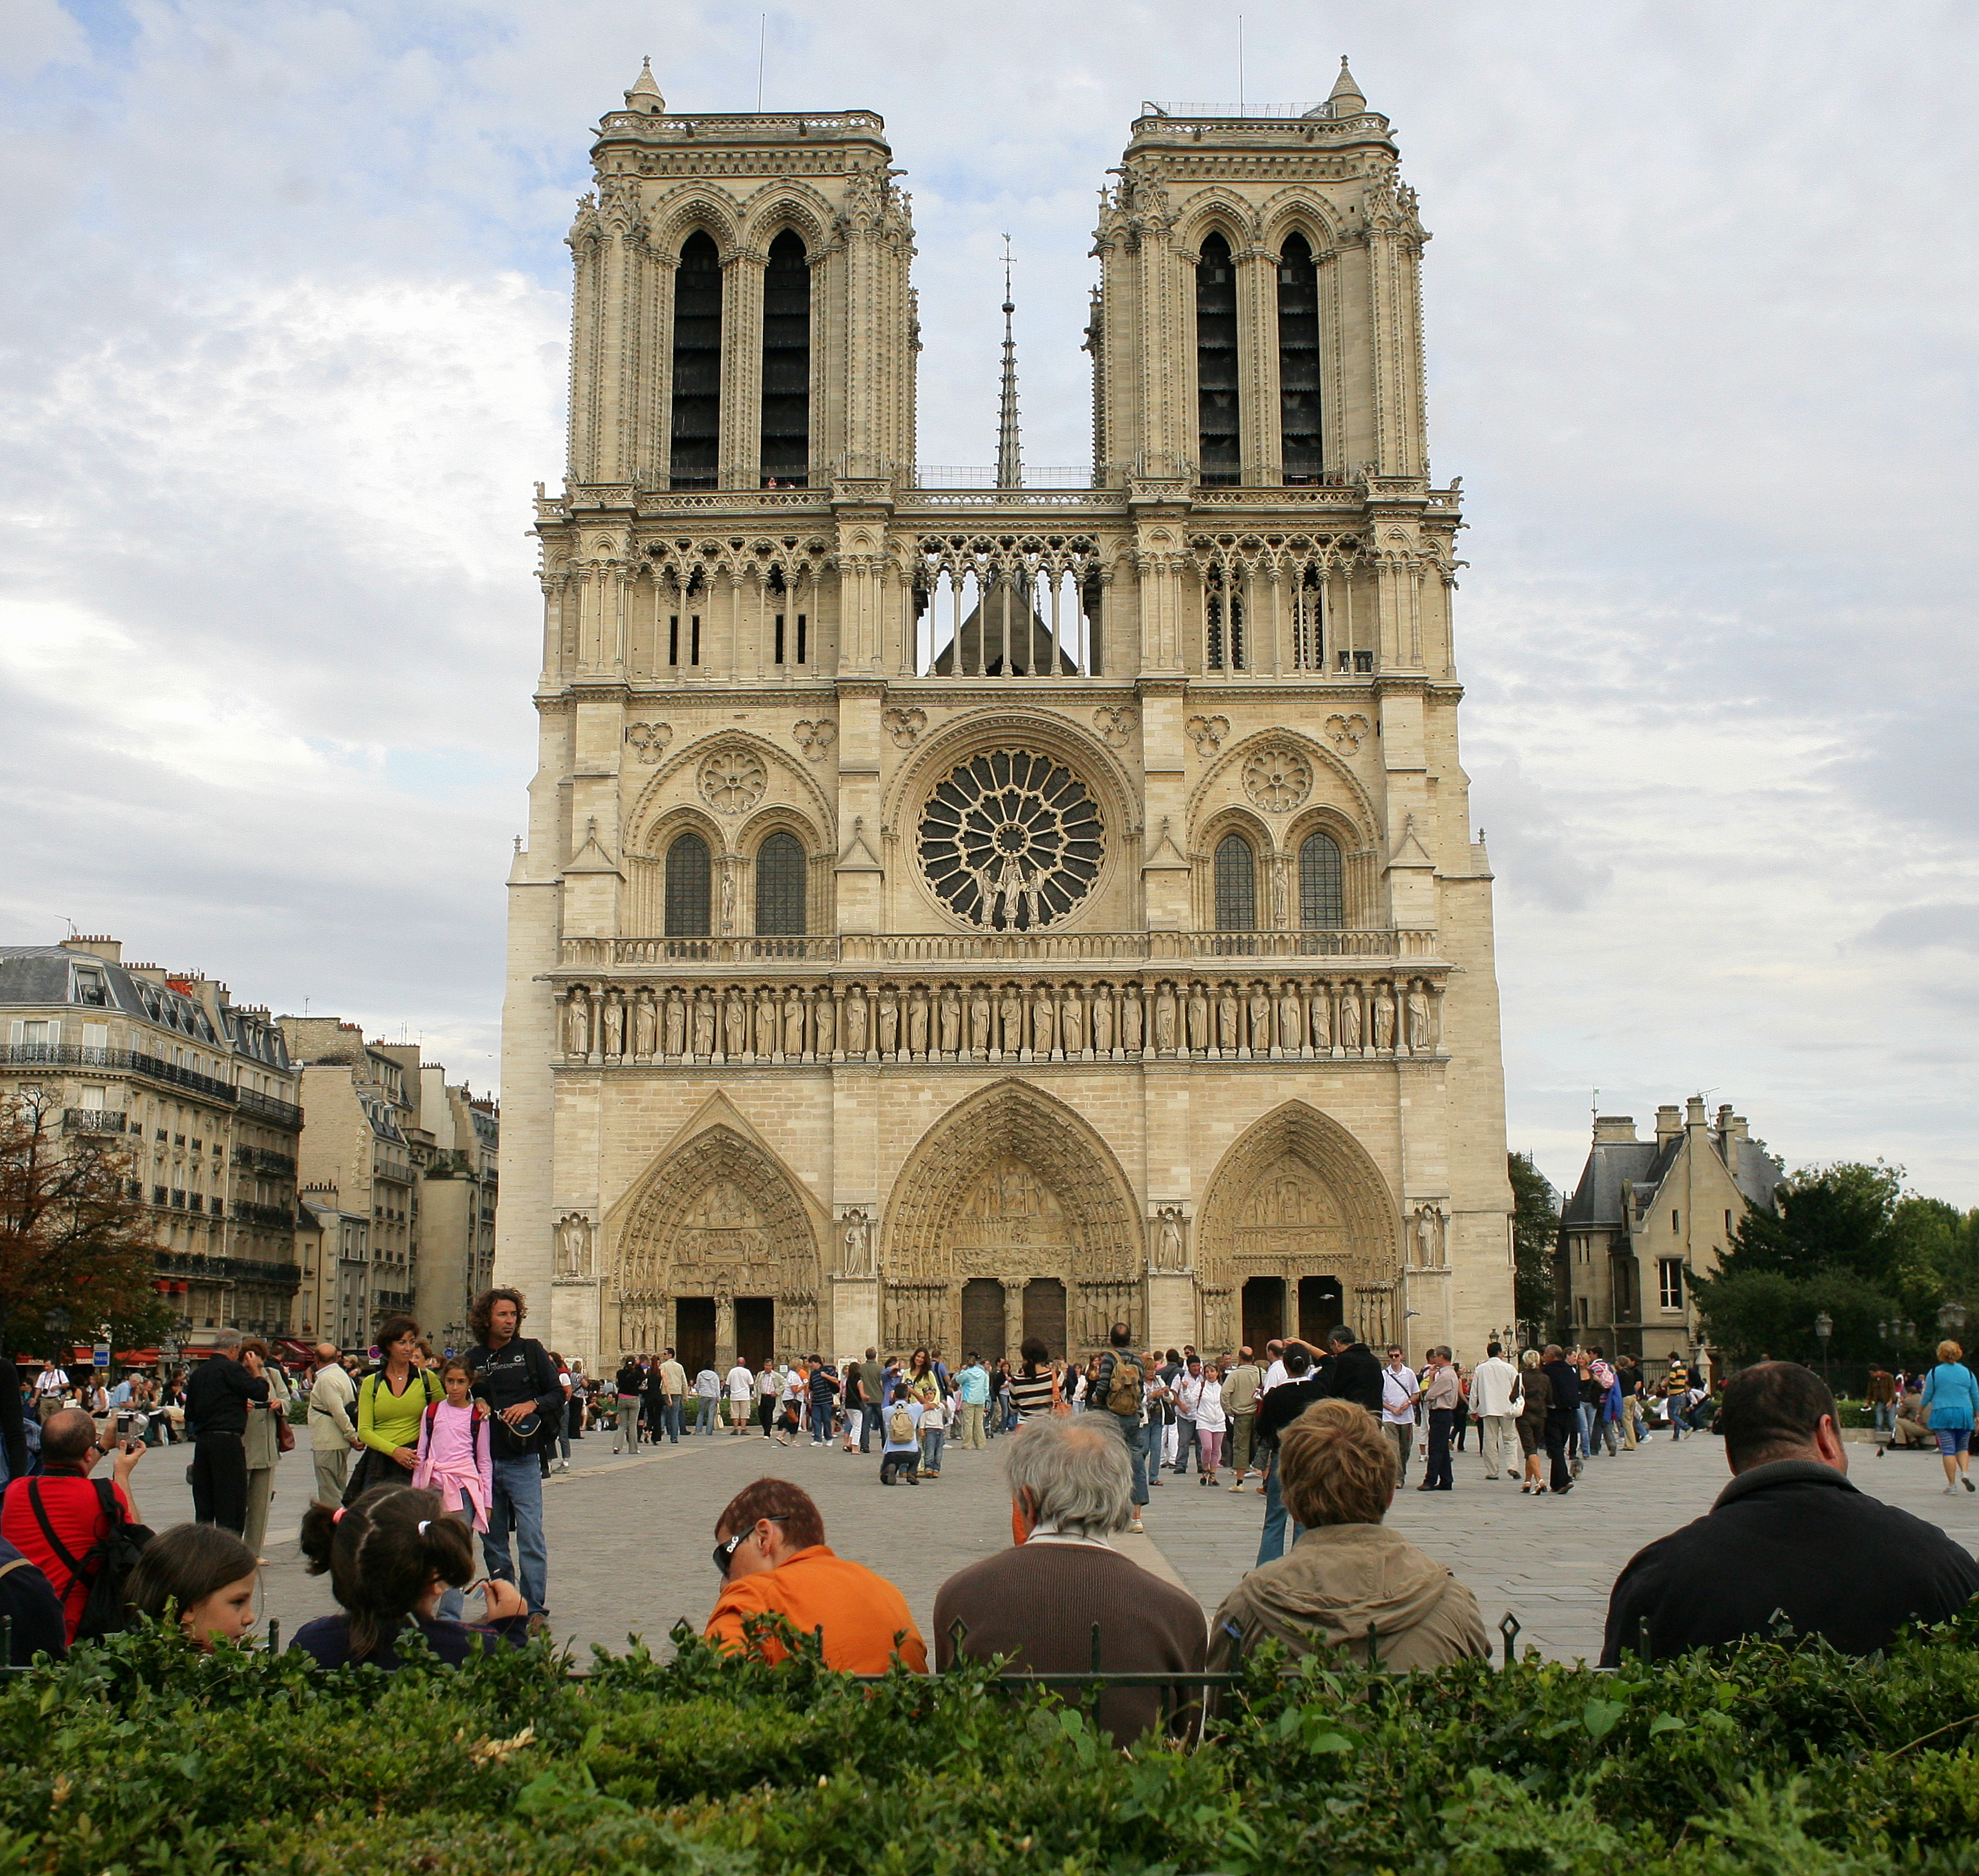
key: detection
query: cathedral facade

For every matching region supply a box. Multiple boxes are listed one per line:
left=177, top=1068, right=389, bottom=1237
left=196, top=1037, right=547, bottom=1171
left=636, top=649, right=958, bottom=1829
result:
left=497, top=59, right=1515, bottom=1377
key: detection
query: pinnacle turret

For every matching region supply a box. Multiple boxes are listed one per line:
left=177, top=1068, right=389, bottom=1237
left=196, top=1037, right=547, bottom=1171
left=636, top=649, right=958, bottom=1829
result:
left=1327, top=56, right=1366, bottom=117
left=624, top=57, right=665, bottom=114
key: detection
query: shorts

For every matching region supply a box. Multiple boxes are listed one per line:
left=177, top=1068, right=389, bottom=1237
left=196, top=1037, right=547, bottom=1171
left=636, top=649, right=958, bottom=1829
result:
left=1516, top=1417, right=1542, bottom=1457
left=1936, top=1428, right=1971, bottom=1456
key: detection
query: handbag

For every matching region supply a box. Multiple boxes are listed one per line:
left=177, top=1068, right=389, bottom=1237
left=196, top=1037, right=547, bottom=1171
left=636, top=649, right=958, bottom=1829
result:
left=275, top=1398, right=295, bottom=1454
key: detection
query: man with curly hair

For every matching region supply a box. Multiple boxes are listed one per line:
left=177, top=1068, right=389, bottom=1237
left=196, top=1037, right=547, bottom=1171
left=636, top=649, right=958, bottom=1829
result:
left=464, top=1287, right=563, bottom=1633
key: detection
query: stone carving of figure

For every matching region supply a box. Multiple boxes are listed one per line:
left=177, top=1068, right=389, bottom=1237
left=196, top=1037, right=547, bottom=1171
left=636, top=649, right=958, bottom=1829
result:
left=563, top=991, right=590, bottom=1057
left=1184, top=986, right=1207, bottom=1052
left=1338, top=983, right=1363, bottom=1052
left=939, top=989, right=961, bottom=1055
left=844, top=987, right=869, bottom=1053
left=877, top=988, right=899, bottom=1056
left=1217, top=985, right=1241, bottom=1052
left=754, top=986, right=777, bottom=1056
left=1407, top=983, right=1435, bottom=1054
left=634, top=992, right=657, bottom=1058
left=969, top=988, right=992, bottom=1054
left=663, top=992, right=685, bottom=1058
left=1031, top=987, right=1055, bottom=1056
left=1415, top=1205, right=1444, bottom=1269
left=1373, top=984, right=1396, bottom=1053
left=691, top=991, right=715, bottom=1057
left=555, top=1214, right=591, bottom=1277
left=998, top=987, right=1024, bottom=1053
left=907, top=989, right=929, bottom=1056
left=1060, top=987, right=1084, bottom=1054
left=1120, top=987, right=1143, bottom=1053
left=1278, top=985, right=1302, bottom=1053
left=1309, top=985, right=1331, bottom=1052
left=723, top=991, right=748, bottom=1059
left=1154, top=1206, right=1185, bottom=1273
left=603, top=995, right=625, bottom=1058
left=1247, top=986, right=1272, bottom=1053
left=720, top=864, right=736, bottom=935
left=1153, top=986, right=1177, bottom=1052
left=841, top=1209, right=873, bottom=1278
left=783, top=989, right=806, bottom=1057
left=1091, top=989, right=1113, bottom=1054
left=814, top=990, right=836, bottom=1054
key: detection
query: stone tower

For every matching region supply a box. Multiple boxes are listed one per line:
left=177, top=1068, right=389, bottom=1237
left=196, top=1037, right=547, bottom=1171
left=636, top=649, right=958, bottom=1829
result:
left=498, top=60, right=1515, bottom=1376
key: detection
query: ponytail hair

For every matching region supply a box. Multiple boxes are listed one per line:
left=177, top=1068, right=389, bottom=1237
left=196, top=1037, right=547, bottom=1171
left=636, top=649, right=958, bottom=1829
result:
left=297, top=1485, right=474, bottom=1660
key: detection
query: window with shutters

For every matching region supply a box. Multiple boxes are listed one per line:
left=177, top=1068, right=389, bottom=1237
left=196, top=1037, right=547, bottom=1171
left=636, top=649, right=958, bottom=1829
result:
left=1298, top=832, right=1344, bottom=929
left=669, top=232, right=722, bottom=490
left=1195, top=232, right=1240, bottom=486
left=1214, top=834, right=1257, bottom=931
left=754, top=832, right=806, bottom=935
left=1277, top=234, right=1322, bottom=482
left=664, top=834, right=712, bottom=937
left=758, top=230, right=810, bottom=486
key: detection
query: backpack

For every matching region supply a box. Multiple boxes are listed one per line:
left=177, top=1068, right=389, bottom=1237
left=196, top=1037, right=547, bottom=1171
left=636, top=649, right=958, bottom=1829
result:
left=1104, top=1351, right=1144, bottom=1417
left=27, top=1477, right=154, bottom=1640
left=887, top=1402, right=917, bottom=1445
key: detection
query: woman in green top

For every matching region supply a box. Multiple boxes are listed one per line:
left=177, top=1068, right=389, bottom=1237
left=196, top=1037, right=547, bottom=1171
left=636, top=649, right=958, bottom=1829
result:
left=357, top=1317, right=440, bottom=1484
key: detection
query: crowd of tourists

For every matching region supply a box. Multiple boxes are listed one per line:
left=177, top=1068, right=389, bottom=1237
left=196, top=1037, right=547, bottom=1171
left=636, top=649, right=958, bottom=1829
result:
left=4, top=1295, right=1978, bottom=1740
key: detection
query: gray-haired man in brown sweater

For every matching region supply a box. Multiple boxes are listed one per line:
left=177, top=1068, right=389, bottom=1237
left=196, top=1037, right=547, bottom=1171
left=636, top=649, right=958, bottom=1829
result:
left=933, top=1414, right=1207, bottom=1741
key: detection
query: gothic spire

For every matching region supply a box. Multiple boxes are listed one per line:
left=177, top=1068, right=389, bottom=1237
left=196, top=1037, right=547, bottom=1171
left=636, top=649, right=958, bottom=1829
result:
left=1327, top=56, right=1366, bottom=117
left=996, top=235, right=1022, bottom=490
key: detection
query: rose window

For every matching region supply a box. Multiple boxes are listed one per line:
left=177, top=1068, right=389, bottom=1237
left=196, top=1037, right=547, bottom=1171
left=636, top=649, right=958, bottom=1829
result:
left=918, top=750, right=1104, bottom=930
left=1242, top=744, right=1312, bottom=813
left=698, top=747, right=767, bottom=814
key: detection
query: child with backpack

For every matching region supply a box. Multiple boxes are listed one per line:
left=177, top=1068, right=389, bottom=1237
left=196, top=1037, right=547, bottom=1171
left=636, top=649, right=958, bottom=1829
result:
left=411, top=1357, right=493, bottom=1623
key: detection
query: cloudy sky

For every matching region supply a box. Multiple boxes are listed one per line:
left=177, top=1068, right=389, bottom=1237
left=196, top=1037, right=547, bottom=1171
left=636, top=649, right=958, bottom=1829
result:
left=3, top=1, right=1974, bottom=1203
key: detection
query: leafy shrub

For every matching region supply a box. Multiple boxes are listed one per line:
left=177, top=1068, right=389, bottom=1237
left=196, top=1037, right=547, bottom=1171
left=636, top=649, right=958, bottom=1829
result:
left=12, top=1612, right=1979, bottom=1873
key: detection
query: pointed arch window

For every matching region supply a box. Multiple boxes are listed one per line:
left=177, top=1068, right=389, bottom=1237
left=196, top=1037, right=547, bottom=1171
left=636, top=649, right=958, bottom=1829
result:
left=1195, top=232, right=1240, bottom=486
left=1299, top=831, right=1344, bottom=929
left=670, top=232, right=722, bottom=490
left=1278, top=234, right=1322, bottom=484
left=759, top=230, right=810, bottom=487
left=665, top=833, right=712, bottom=936
left=1214, top=833, right=1257, bottom=931
left=754, top=831, right=806, bottom=935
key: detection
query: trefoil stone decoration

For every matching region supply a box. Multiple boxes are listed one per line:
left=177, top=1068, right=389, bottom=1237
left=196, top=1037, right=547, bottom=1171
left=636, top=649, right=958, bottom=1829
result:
left=792, top=719, right=837, bottom=759
left=698, top=746, right=768, bottom=814
left=1092, top=706, right=1137, bottom=750
left=883, top=706, right=926, bottom=749
left=1241, top=743, right=1313, bottom=814
left=625, top=721, right=673, bottom=763
left=1185, top=713, right=1229, bottom=756
left=1325, top=712, right=1371, bottom=754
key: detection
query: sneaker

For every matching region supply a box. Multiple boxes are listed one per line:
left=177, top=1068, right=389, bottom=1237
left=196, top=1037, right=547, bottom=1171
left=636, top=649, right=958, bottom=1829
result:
left=1965, top=1478, right=1975, bottom=1494
left=1128, top=1517, right=1145, bottom=1534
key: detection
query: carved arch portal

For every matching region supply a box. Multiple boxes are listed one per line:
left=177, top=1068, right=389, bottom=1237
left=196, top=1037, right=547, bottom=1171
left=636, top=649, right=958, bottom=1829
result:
left=1196, top=1101, right=1404, bottom=1349
left=881, top=1078, right=1142, bottom=1357
left=611, top=1122, right=824, bottom=1356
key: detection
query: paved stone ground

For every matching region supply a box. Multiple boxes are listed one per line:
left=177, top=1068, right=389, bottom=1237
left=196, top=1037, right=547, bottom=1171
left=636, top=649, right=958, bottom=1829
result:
left=130, top=1420, right=1979, bottom=1664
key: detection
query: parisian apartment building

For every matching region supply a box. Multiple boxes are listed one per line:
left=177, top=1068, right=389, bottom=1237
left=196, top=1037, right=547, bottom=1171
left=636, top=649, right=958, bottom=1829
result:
left=0, top=936, right=304, bottom=1347
left=281, top=1017, right=498, bottom=1355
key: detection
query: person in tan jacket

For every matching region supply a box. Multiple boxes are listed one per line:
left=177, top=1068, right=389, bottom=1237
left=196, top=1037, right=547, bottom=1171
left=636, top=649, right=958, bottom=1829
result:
left=1208, top=1397, right=1488, bottom=1676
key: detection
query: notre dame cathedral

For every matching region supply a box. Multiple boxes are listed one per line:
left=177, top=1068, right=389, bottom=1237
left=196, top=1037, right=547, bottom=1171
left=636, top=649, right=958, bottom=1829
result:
left=496, top=57, right=1515, bottom=1377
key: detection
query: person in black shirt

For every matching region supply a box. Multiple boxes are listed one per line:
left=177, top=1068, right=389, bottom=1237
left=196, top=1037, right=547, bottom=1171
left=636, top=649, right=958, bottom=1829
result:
left=1314, top=1325, right=1383, bottom=1414
left=464, top=1289, right=563, bottom=1630
left=1255, top=1348, right=1328, bottom=1566
left=0, top=1534, right=67, bottom=1663
left=1539, top=1346, right=1581, bottom=1495
left=1603, top=1362, right=1979, bottom=1664
left=184, top=1330, right=269, bottom=1534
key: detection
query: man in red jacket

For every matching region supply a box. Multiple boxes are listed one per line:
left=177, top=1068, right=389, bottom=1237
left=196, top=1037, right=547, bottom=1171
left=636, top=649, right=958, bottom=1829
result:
left=0, top=1408, right=145, bottom=1642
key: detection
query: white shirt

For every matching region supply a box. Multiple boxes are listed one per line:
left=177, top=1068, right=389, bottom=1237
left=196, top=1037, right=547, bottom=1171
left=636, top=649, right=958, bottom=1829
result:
left=1380, top=1364, right=1420, bottom=1425
left=756, top=1368, right=781, bottom=1398
left=1263, top=1359, right=1289, bottom=1392
left=35, top=1369, right=67, bottom=1394
left=1183, top=1376, right=1227, bottom=1432
left=1467, top=1356, right=1522, bottom=1418
left=726, top=1364, right=754, bottom=1400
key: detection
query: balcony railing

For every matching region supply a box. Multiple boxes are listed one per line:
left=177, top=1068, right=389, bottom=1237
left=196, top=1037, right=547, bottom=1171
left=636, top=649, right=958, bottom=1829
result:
left=62, top=1109, right=128, bottom=1134
left=231, top=1201, right=297, bottom=1231
left=237, top=1088, right=304, bottom=1130
left=561, top=929, right=1438, bottom=971
left=233, top=1146, right=298, bottom=1176
left=0, top=1044, right=237, bottom=1104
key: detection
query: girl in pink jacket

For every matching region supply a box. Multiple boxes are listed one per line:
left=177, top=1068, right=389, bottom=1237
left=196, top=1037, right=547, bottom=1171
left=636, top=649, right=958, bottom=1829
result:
left=412, top=1357, right=494, bottom=1622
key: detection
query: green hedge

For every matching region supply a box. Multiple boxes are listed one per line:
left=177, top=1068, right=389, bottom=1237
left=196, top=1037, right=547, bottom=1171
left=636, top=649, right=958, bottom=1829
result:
left=13, top=1613, right=1979, bottom=1873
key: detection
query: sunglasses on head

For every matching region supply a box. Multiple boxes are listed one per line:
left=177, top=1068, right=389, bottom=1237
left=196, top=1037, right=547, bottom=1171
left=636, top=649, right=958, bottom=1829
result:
left=712, top=1514, right=788, bottom=1577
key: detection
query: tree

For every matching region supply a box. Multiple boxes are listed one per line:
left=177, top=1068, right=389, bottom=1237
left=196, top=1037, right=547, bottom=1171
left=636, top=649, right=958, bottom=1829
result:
left=0, top=1090, right=172, bottom=1360
left=1508, top=1151, right=1561, bottom=1340
left=1723, top=1162, right=1915, bottom=1291
left=1696, top=1267, right=1897, bottom=1366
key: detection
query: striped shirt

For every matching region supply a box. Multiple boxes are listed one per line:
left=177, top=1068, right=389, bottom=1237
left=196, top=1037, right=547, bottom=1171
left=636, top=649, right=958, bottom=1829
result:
left=1008, top=1370, right=1058, bottom=1419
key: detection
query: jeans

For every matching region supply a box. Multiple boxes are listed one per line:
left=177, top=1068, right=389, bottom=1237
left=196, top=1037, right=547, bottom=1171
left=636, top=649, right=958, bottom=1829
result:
left=812, top=1404, right=834, bottom=1444
left=958, top=1402, right=986, bottom=1449
left=1667, top=1401, right=1688, bottom=1439
left=663, top=1399, right=684, bottom=1444
left=482, top=1454, right=548, bottom=1616
left=1173, top=1414, right=1196, bottom=1472
left=859, top=1404, right=877, bottom=1452
left=1092, top=1410, right=1149, bottom=1505
left=613, top=1396, right=641, bottom=1452
left=1597, top=1412, right=1619, bottom=1456
left=1479, top=1414, right=1517, bottom=1476
left=1577, top=1402, right=1596, bottom=1455
left=1256, top=1454, right=1304, bottom=1565
left=695, top=1395, right=719, bottom=1433
left=1425, top=1407, right=1456, bottom=1489
left=435, top=1501, right=475, bottom=1622
left=920, top=1426, right=945, bottom=1474
left=1875, top=1401, right=1896, bottom=1434
left=192, top=1432, right=248, bottom=1533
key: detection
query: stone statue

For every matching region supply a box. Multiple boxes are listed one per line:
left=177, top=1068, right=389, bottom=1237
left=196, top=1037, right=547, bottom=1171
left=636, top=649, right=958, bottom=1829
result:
left=1244, top=987, right=1269, bottom=1052
left=1309, top=987, right=1331, bottom=1051
left=1373, top=985, right=1396, bottom=1053
left=939, top=989, right=961, bottom=1054
left=1153, top=1206, right=1185, bottom=1272
left=1091, top=990, right=1113, bottom=1054
left=840, top=1209, right=873, bottom=1277
left=720, top=865, right=736, bottom=935
left=1120, top=987, right=1143, bottom=1053
left=1030, top=987, right=1054, bottom=1055
left=783, top=990, right=805, bottom=1056
left=998, top=988, right=1023, bottom=1052
left=845, top=987, right=869, bottom=1054
left=1339, top=985, right=1363, bottom=1051
left=1187, top=986, right=1210, bottom=1052
left=691, top=993, right=715, bottom=1057
left=1279, top=985, right=1302, bottom=1052
left=1153, top=986, right=1177, bottom=1052
left=755, top=986, right=777, bottom=1056
left=814, top=990, right=836, bottom=1054
left=723, top=991, right=747, bottom=1059
left=563, top=991, right=590, bottom=1057
left=555, top=1213, right=591, bottom=1277
left=907, top=990, right=929, bottom=1056
left=633, top=992, right=657, bottom=1058
left=969, top=989, right=992, bottom=1052
left=1218, top=987, right=1241, bottom=1051
left=603, top=995, right=624, bottom=1058
left=877, top=988, right=899, bottom=1056
left=1407, top=984, right=1435, bottom=1053
left=663, top=993, right=685, bottom=1058
left=1415, top=1205, right=1444, bottom=1269
left=1060, top=988, right=1084, bottom=1054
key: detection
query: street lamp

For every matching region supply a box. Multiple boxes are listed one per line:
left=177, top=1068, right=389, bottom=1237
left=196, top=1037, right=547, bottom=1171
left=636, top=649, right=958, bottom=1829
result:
left=1814, top=1311, right=1833, bottom=1386
left=1940, top=1301, right=1968, bottom=1339
left=43, top=1305, right=71, bottom=1352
